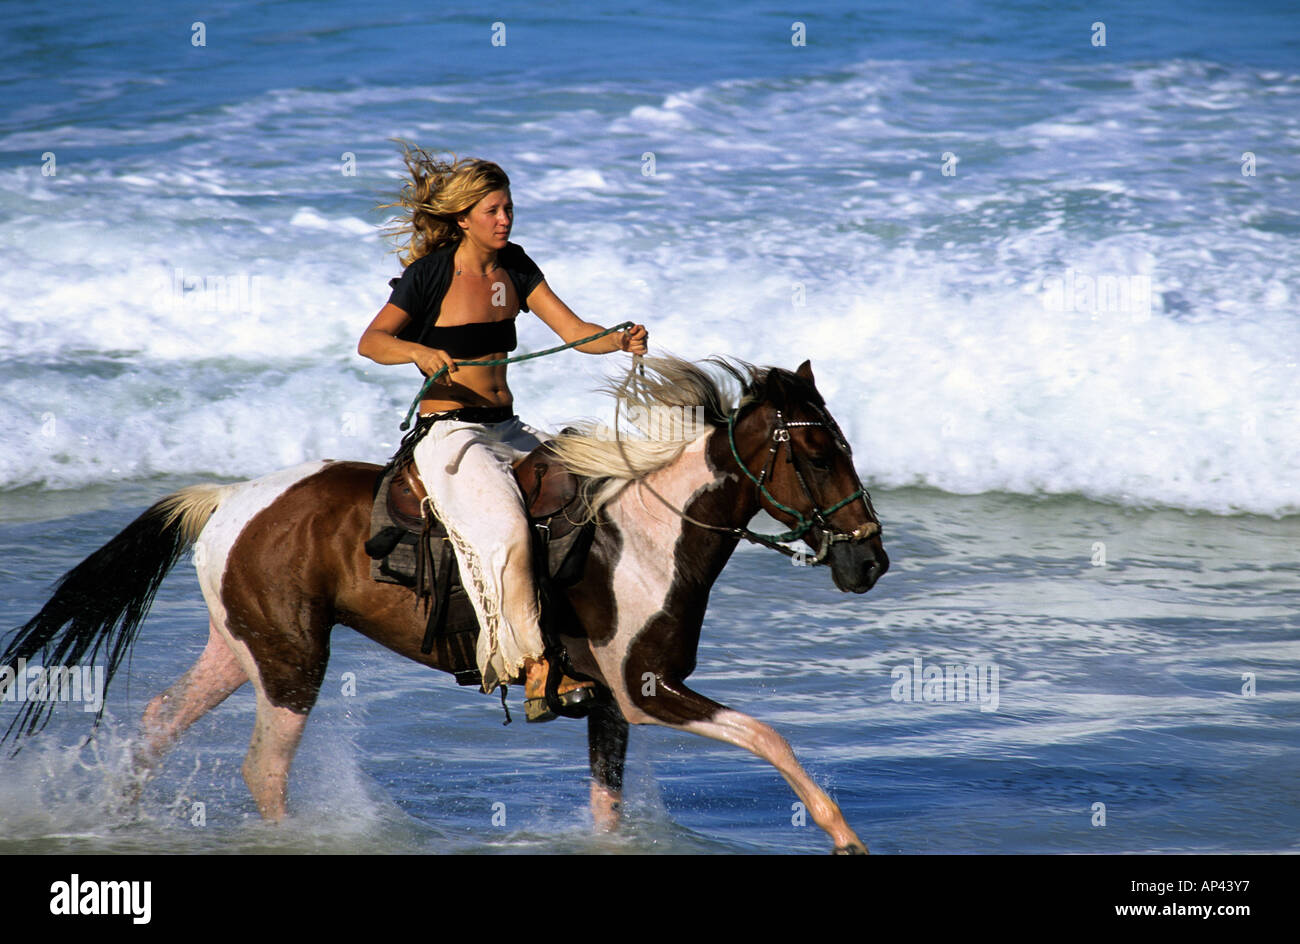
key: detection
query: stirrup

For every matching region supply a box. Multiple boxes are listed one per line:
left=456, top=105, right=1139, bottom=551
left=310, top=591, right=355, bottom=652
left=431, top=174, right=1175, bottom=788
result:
left=523, top=657, right=597, bottom=723
left=524, top=683, right=597, bottom=723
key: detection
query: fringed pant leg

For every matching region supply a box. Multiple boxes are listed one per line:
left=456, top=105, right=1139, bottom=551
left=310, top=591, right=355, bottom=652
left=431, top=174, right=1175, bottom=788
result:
left=412, top=415, right=550, bottom=693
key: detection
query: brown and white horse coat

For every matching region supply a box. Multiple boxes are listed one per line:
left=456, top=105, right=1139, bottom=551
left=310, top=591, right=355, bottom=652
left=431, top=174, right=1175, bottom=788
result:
left=3, top=356, right=888, bottom=852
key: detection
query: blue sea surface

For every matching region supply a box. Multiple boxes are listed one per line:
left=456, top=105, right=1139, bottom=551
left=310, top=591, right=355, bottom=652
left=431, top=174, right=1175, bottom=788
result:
left=0, top=1, right=1297, bottom=854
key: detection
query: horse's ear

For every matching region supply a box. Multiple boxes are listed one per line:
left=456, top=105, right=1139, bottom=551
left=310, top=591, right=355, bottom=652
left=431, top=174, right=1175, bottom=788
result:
left=761, top=368, right=788, bottom=405
left=795, top=360, right=815, bottom=384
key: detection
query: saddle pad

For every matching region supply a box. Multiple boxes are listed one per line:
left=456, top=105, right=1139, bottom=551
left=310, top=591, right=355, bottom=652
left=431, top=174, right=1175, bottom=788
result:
left=366, top=464, right=424, bottom=587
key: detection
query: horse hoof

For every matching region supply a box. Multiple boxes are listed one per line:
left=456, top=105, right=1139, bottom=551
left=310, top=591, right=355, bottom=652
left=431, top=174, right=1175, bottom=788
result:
left=832, top=842, right=869, bottom=855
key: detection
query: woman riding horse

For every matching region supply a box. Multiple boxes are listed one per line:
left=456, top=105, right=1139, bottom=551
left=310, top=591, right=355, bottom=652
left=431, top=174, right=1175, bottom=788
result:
left=357, top=145, right=649, bottom=720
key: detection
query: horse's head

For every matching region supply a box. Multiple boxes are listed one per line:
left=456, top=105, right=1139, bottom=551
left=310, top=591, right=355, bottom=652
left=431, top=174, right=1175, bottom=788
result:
left=736, top=360, right=889, bottom=593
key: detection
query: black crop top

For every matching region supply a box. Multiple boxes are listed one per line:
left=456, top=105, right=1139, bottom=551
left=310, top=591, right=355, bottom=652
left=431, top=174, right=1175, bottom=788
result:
left=386, top=241, right=544, bottom=361
left=424, top=317, right=518, bottom=358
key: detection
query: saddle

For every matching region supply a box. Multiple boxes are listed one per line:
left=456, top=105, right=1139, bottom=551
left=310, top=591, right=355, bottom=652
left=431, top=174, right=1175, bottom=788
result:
left=364, top=441, right=595, bottom=688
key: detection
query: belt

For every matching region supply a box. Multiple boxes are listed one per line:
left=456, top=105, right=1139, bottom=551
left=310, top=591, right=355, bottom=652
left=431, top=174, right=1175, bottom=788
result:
left=420, top=405, right=515, bottom=424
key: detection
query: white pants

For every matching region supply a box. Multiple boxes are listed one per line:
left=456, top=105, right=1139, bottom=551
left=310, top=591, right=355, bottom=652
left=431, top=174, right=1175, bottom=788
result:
left=411, top=414, right=550, bottom=693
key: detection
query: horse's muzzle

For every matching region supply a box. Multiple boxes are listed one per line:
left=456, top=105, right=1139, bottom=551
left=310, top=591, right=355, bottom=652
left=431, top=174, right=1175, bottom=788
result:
left=828, top=537, right=889, bottom=594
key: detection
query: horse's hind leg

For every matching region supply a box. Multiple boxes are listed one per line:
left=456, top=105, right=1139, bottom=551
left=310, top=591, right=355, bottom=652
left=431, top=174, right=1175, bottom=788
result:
left=209, top=625, right=323, bottom=822
left=620, top=680, right=867, bottom=854
left=129, top=619, right=249, bottom=788
left=216, top=610, right=329, bottom=822
left=242, top=697, right=312, bottom=821
left=204, top=623, right=320, bottom=821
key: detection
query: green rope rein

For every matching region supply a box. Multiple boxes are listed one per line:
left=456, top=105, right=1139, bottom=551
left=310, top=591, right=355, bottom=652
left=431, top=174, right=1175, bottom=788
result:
left=400, top=321, right=635, bottom=430
left=398, top=332, right=865, bottom=559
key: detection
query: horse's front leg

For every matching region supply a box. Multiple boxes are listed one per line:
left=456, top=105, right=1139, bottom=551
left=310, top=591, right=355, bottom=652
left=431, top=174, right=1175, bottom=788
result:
left=620, top=677, right=867, bottom=854
left=586, top=693, right=629, bottom=831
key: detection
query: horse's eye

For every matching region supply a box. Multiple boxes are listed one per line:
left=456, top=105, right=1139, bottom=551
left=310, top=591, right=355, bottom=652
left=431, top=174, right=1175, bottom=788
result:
left=809, top=457, right=832, bottom=472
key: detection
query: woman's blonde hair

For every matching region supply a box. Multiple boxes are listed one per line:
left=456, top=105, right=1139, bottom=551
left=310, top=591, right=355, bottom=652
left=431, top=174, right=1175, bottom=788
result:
left=378, top=140, right=511, bottom=267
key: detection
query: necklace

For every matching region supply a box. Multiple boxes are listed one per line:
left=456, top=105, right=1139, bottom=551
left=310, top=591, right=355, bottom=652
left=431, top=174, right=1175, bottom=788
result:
left=454, top=254, right=498, bottom=278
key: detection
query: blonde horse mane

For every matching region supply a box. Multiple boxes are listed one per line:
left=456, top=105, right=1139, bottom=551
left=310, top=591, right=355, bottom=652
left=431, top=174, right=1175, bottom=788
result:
left=548, top=355, right=767, bottom=519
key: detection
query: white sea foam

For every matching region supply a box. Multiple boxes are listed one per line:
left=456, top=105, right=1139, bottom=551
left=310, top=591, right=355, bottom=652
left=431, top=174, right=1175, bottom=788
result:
left=1, top=59, right=1296, bottom=516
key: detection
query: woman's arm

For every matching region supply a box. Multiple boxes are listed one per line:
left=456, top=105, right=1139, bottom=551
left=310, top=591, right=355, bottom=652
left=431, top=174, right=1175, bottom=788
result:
left=357, top=303, right=460, bottom=376
left=527, top=281, right=648, bottom=355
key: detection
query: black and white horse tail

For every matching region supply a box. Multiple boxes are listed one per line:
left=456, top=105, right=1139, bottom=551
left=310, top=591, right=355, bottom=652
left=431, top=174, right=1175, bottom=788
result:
left=0, top=483, right=229, bottom=745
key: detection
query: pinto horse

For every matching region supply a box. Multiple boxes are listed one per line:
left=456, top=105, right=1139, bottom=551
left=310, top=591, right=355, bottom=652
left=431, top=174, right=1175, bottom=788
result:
left=1, top=356, right=888, bottom=853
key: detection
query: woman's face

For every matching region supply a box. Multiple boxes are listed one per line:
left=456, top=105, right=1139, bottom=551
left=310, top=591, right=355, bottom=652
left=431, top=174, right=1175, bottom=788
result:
left=459, top=188, right=513, bottom=250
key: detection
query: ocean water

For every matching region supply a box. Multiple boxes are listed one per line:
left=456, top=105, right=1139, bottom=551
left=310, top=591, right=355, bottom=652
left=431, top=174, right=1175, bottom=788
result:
left=1, top=1, right=1297, bottom=854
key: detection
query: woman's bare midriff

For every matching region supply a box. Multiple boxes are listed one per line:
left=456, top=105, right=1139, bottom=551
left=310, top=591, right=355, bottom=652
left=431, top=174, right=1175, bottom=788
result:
left=418, top=360, right=513, bottom=414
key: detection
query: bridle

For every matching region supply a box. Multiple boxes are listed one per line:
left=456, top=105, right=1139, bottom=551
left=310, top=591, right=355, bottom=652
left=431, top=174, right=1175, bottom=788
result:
left=613, top=363, right=881, bottom=566
left=723, top=401, right=881, bottom=564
